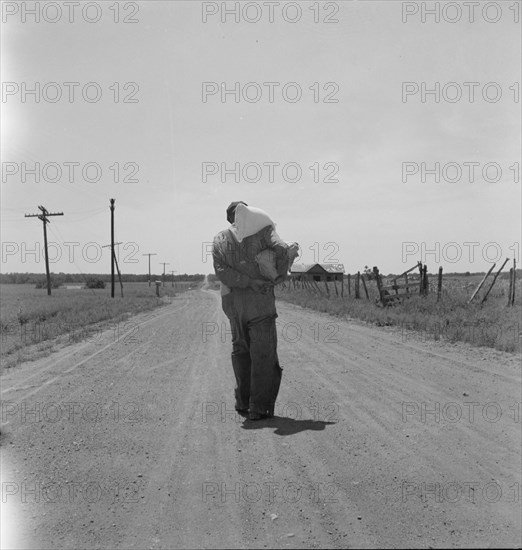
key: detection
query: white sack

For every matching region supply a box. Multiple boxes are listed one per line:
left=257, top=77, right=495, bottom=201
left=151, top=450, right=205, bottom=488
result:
left=235, top=203, right=275, bottom=242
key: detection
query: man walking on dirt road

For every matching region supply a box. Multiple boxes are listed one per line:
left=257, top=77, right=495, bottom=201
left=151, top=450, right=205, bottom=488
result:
left=212, top=201, right=291, bottom=421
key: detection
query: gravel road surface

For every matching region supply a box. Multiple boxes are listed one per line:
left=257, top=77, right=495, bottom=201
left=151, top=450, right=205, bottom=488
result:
left=1, top=287, right=520, bottom=549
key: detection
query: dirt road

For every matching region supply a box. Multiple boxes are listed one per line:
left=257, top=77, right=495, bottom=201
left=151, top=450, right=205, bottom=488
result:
left=1, top=286, right=520, bottom=549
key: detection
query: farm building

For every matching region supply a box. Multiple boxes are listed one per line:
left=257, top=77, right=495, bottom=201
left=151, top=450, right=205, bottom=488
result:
left=290, top=263, right=345, bottom=282
left=289, top=263, right=346, bottom=296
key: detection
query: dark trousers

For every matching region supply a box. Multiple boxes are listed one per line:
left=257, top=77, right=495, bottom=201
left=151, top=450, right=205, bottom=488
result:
left=222, top=288, right=282, bottom=416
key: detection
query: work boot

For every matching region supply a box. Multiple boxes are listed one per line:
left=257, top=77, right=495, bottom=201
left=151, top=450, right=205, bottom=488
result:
left=231, top=353, right=251, bottom=411
left=248, top=411, right=274, bottom=421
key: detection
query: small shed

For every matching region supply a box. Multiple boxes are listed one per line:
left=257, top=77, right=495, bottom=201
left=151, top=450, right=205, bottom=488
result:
left=290, top=263, right=345, bottom=296
left=291, top=263, right=345, bottom=282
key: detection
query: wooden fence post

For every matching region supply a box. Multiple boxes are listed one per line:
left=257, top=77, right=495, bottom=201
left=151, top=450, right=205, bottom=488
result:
left=347, top=274, right=351, bottom=296
left=468, top=263, right=496, bottom=303
left=507, top=268, right=514, bottom=306
left=511, top=259, right=517, bottom=306
left=423, top=265, right=428, bottom=296
left=355, top=272, right=361, bottom=299
left=481, top=258, right=509, bottom=304
left=373, top=267, right=384, bottom=304
left=361, top=274, right=369, bottom=299
left=333, top=279, right=339, bottom=296
left=341, top=275, right=344, bottom=297
left=437, top=266, right=443, bottom=302
left=323, top=277, right=330, bottom=295
left=418, top=262, right=424, bottom=295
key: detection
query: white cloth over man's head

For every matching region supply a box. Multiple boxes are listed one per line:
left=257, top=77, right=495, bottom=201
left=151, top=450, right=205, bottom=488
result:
left=234, top=203, right=276, bottom=242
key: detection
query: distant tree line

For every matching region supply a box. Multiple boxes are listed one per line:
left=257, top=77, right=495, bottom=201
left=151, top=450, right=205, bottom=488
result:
left=0, top=273, right=205, bottom=285
left=2, top=271, right=518, bottom=286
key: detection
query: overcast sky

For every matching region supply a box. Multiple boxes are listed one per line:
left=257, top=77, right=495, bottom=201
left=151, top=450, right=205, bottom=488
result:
left=1, top=0, right=520, bottom=277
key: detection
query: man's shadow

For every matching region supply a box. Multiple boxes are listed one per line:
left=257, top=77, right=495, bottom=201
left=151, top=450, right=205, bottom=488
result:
left=240, top=415, right=336, bottom=435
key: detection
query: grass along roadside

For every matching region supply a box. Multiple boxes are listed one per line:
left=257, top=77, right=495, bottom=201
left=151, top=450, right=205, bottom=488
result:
left=0, top=282, right=197, bottom=371
left=275, top=278, right=521, bottom=354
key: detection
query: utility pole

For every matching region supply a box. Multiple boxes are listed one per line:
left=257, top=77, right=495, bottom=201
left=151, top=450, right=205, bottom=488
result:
left=110, top=199, right=115, bottom=298
left=160, top=262, right=170, bottom=286
left=169, top=270, right=176, bottom=287
left=102, top=242, right=123, bottom=298
left=143, top=253, right=157, bottom=286
left=25, top=206, right=63, bottom=295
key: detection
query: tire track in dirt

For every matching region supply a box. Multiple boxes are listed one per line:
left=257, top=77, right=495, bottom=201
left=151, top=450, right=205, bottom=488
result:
left=1, top=293, right=200, bottom=549
left=1, top=293, right=195, bottom=400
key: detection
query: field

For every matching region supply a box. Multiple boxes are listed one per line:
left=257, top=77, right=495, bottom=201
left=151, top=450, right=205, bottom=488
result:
left=0, top=281, right=199, bottom=370
left=2, top=273, right=519, bottom=372
left=275, top=273, right=521, bottom=353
